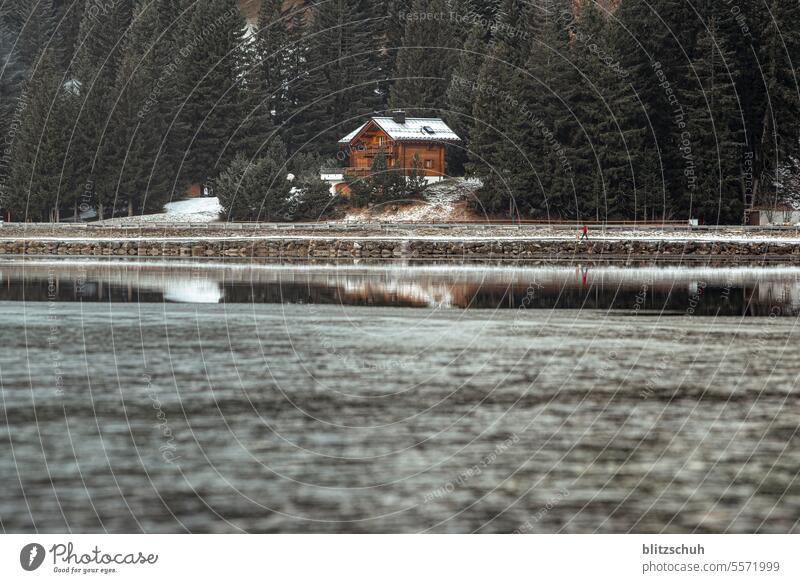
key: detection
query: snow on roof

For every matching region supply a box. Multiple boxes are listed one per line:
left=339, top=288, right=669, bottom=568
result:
left=338, top=117, right=461, bottom=144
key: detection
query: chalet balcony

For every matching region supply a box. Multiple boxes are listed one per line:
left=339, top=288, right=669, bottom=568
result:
left=343, top=167, right=372, bottom=178
left=348, top=145, right=395, bottom=156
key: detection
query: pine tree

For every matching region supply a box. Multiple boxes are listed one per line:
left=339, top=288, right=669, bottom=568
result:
left=278, top=2, right=309, bottom=147
left=561, top=0, right=607, bottom=220
left=291, top=175, right=339, bottom=220
left=216, top=135, right=291, bottom=221
left=5, top=49, right=70, bottom=221
left=683, top=16, right=745, bottom=224
left=255, top=0, right=289, bottom=128
left=515, top=0, right=574, bottom=218
left=237, top=31, right=278, bottom=162
left=612, top=0, right=703, bottom=219
left=380, top=0, right=405, bottom=96
left=13, top=0, right=57, bottom=70
left=445, top=25, right=486, bottom=174
left=563, top=0, right=637, bottom=221
left=390, top=0, right=460, bottom=115
left=107, top=0, right=186, bottom=216
left=177, top=0, right=249, bottom=187
left=0, top=0, right=57, bottom=163
left=215, top=153, right=252, bottom=221
left=467, top=0, right=534, bottom=216
left=292, top=0, right=384, bottom=157
left=69, top=0, right=133, bottom=218
left=749, top=0, right=800, bottom=208
left=0, top=21, right=26, bottom=170
left=54, top=0, right=86, bottom=70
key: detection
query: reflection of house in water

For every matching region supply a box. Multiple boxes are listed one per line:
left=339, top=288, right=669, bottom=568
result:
left=2, top=260, right=800, bottom=315
left=338, top=278, right=462, bottom=309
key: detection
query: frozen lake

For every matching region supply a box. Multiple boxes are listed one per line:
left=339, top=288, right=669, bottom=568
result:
left=1, top=258, right=799, bottom=532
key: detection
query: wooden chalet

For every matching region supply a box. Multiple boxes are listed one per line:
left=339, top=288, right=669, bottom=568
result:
left=337, top=111, right=461, bottom=181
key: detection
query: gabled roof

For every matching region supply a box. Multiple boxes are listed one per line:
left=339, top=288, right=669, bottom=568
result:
left=338, top=117, right=461, bottom=144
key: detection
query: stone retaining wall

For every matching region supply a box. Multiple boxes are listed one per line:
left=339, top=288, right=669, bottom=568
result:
left=1, top=238, right=799, bottom=259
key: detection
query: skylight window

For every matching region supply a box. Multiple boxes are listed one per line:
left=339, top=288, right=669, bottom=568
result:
left=422, top=126, right=435, bottom=135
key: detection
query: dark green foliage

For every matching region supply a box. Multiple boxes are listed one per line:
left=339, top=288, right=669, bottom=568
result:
left=445, top=25, right=486, bottom=174
left=214, top=154, right=252, bottom=220
left=467, top=0, right=539, bottom=217
left=4, top=49, right=70, bottom=221
left=750, top=0, right=800, bottom=207
left=369, top=146, right=406, bottom=202
left=254, top=0, right=303, bottom=136
left=288, top=176, right=340, bottom=221
left=105, top=0, right=183, bottom=215
left=2, top=0, right=800, bottom=224
left=682, top=17, right=745, bottom=223
left=380, top=0, right=405, bottom=89
left=177, top=0, right=249, bottom=186
left=390, top=0, right=460, bottom=115
left=290, top=0, right=385, bottom=156
left=68, top=0, right=133, bottom=217
left=216, top=136, right=291, bottom=221
left=0, top=21, right=25, bottom=161
left=12, top=0, right=57, bottom=68
left=289, top=151, right=326, bottom=181
left=346, top=174, right=373, bottom=208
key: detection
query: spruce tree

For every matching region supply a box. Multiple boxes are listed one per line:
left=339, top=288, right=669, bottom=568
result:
left=683, top=16, right=745, bottom=224
left=445, top=25, right=487, bottom=174
left=215, top=153, right=252, bottom=221
left=561, top=0, right=609, bottom=220
left=0, top=21, right=25, bottom=167
left=292, top=176, right=338, bottom=220
left=13, top=0, right=57, bottom=70
left=216, top=135, right=291, bottom=221
left=178, top=0, right=249, bottom=187
left=379, top=0, right=405, bottom=97
left=612, top=0, right=703, bottom=219
left=515, top=0, right=574, bottom=218
left=468, top=0, right=533, bottom=216
left=254, top=0, right=289, bottom=128
left=108, top=0, right=187, bottom=216
left=6, top=49, right=69, bottom=221
left=69, top=0, right=133, bottom=218
left=390, top=0, right=460, bottom=115
left=237, top=32, right=278, bottom=162
left=292, top=0, right=384, bottom=157
left=750, top=0, right=800, bottom=208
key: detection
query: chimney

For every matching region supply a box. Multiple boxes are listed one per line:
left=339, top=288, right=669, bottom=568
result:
left=392, top=110, right=406, bottom=124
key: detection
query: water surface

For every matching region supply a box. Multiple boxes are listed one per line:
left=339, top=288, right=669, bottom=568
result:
left=1, top=258, right=798, bottom=533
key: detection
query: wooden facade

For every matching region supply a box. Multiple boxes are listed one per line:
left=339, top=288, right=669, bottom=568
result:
left=343, top=120, right=447, bottom=178
left=338, top=113, right=461, bottom=182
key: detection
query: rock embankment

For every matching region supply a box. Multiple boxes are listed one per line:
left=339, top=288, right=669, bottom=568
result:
left=0, top=237, right=798, bottom=259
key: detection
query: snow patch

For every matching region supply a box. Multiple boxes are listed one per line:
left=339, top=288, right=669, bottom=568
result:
left=100, top=197, right=222, bottom=225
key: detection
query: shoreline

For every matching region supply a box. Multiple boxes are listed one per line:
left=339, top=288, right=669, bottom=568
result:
left=0, top=224, right=798, bottom=260
left=0, top=234, right=799, bottom=260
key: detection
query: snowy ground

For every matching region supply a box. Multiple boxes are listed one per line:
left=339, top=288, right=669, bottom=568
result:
left=99, top=197, right=222, bottom=225
left=339, top=178, right=481, bottom=223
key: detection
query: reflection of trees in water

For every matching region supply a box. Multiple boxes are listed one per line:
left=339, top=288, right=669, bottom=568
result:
left=1, top=261, right=800, bottom=315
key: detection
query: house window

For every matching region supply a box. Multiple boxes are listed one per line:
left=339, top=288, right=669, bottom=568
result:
left=377, top=136, right=385, bottom=146
left=424, top=159, right=433, bottom=169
